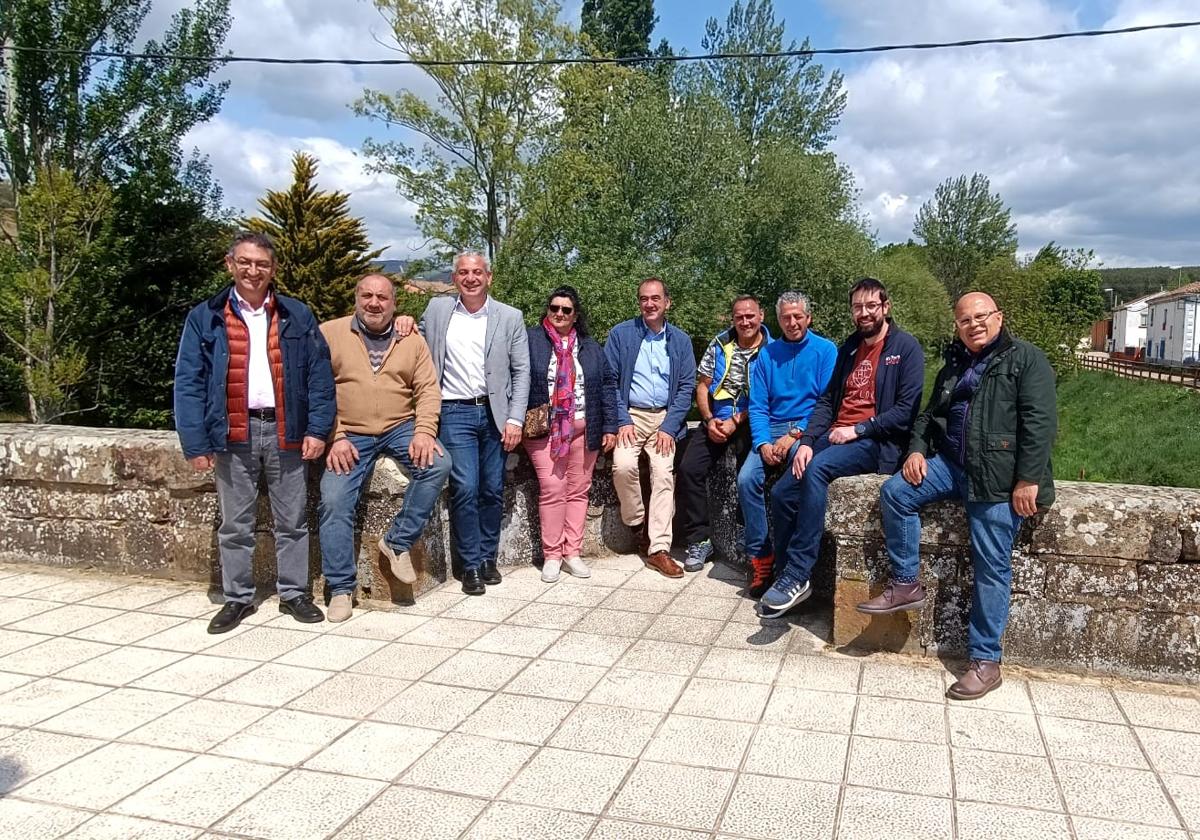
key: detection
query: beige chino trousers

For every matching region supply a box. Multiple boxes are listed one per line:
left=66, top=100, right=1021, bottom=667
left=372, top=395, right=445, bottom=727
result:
left=612, top=407, right=675, bottom=554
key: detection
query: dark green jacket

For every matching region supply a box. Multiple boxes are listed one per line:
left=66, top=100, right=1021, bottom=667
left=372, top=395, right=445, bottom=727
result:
left=909, top=329, right=1057, bottom=508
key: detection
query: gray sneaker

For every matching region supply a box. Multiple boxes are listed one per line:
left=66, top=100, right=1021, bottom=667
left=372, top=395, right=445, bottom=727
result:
left=683, top=539, right=713, bottom=573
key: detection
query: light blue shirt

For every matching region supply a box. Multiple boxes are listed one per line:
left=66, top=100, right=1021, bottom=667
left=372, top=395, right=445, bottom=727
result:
left=628, top=320, right=671, bottom=408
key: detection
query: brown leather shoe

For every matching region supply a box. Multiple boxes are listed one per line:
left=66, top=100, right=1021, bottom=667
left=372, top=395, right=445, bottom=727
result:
left=644, top=550, right=684, bottom=578
left=856, top=581, right=926, bottom=614
left=947, top=659, right=1002, bottom=701
left=747, top=554, right=775, bottom=599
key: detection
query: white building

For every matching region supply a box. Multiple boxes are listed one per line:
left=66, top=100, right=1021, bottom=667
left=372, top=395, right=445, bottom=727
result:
left=1110, top=292, right=1156, bottom=354
left=1144, top=281, right=1200, bottom=364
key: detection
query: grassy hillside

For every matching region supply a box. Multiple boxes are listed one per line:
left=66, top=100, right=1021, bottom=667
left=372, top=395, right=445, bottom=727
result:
left=1097, top=266, right=1200, bottom=305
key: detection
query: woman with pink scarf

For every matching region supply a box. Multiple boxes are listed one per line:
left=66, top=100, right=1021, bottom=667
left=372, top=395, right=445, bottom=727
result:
left=523, top=287, right=618, bottom=582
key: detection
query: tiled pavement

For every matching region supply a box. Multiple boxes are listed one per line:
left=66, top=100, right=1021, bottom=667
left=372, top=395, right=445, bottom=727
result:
left=0, top=558, right=1198, bottom=840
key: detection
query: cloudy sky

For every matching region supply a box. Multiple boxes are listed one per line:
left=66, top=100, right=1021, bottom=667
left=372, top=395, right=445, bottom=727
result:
left=157, top=0, right=1199, bottom=267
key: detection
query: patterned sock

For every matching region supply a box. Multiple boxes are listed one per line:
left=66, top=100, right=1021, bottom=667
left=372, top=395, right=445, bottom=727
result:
left=894, top=574, right=919, bottom=585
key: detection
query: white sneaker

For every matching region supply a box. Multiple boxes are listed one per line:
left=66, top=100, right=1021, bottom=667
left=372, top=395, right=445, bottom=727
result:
left=327, top=593, right=353, bottom=622
left=541, top=557, right=562, bottom=583
left=562, top=556, right=591, bottom=578
left=378, top=537, right=416, bottom=584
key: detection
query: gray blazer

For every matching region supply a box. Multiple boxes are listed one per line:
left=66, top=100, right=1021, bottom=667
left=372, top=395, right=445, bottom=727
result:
left=420, top=294, right=531, bottom=433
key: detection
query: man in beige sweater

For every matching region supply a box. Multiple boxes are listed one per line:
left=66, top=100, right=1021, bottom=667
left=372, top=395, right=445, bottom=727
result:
left=318, top=274, right=450, bottom=621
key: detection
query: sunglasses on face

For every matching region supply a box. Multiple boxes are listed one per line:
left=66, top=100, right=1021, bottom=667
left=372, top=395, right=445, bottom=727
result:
left=549, top=305, right=574, bottom=315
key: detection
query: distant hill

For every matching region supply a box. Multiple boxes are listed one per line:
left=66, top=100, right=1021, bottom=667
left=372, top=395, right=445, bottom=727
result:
left=1098, top=266, right=1200, bottom=306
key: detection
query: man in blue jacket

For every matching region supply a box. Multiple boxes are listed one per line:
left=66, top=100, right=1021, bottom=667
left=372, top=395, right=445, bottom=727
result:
left=759, top=277, right=925, bottom=617
left=743, top=291, right=838, bottom=597
left=174, top=232, right=336, bottom=633
left=605, top=278, right=696, bottom=578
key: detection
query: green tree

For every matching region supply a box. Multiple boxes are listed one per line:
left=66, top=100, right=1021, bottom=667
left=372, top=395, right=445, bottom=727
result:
left=871, top=246, right=953, bottom=353
left=244, top=152, right=383, bottom=322
left=913, top=173, right=1017, bottom=301
left=581, top=0, right=657, bottom=57
left=355, top=0, right=574, bottom=262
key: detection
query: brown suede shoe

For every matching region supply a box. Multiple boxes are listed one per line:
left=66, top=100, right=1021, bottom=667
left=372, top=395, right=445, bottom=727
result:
left=855, top=581, right=926, bottom=614
left=644, top=550, right=684, bottom=578
left=947, top=659, right=1003, bottom=701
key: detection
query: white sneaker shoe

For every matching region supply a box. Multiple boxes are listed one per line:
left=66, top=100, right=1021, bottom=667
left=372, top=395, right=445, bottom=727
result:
left=541, top=557, right=562, bottom=583
left=327, top=593, right=353, bottom=622
left=562, top=556, right=591, bottom=578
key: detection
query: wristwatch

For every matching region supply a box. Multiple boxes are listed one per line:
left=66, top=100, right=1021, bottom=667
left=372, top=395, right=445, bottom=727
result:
left=854, top=422, right=868, bottom=437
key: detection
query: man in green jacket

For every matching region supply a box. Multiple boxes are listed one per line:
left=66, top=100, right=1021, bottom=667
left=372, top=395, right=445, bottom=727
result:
left=857, top=292, right=1056, bottom=701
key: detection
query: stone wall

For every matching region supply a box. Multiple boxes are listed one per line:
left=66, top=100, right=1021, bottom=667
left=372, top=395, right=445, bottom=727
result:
left=1, top=424, right=1197, bottom=683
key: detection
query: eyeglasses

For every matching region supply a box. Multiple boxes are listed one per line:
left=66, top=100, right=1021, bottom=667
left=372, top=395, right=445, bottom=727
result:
left=851, top=302, right=883, bottom=314
left=956, top=310, right=1000, bottom=328
left=548, top=304, right=574, bottom=315
left=233, top=258, right=273, bottom=271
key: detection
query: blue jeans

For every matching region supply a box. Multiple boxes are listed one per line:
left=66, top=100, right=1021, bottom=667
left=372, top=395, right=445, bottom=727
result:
left=771, top=434, right=880, bottom=583
left=440, top=402, right=506, bottom=574
left=880, top=454, right=1023, bottom=662
left=737, top=421, right=802, bottom=558
left=318, top=420, right=451, bottom=595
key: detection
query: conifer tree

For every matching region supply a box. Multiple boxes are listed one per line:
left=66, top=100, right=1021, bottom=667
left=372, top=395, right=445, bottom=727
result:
left=244, top=152, right=384, bottom=321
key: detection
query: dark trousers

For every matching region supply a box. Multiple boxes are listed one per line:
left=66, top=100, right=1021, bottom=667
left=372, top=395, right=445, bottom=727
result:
left=676, top=423, right=751, bottom=545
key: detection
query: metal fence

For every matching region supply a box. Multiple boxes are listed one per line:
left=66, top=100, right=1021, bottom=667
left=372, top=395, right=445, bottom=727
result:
left=1079, top=355, right=1200, bottom=391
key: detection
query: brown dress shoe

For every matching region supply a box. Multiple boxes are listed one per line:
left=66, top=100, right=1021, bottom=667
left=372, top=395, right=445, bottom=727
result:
left=856, top=581, right=926, bottom=614
left=947, top=659, right=1002, bottom=701
left=644, top=550, right=684, bottom=578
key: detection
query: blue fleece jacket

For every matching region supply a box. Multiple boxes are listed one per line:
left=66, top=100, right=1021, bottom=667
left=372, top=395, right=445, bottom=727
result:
left=748, top=330, right=837, bottom=450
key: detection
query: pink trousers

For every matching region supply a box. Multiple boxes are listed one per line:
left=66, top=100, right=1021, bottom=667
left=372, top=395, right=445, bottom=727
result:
left=524, top=417, right=598, bottom=560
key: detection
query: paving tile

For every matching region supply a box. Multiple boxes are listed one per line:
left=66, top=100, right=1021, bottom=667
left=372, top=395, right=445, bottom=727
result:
left=18, top=741, right=192, bottom=809
left=539, top=631, right=632, bottom=667
left=0, top=572, right=64, bottom=597
left=335, top=786, right=486, bottom=840
left=549, top=703, right=663, bottom=758
left=397, top=617, right=497, bottom=648
left=326, top=609, right=430, bottom=640
left=502, top=746, right=633, bottom=813
left=956, top=676, right=1035, bottom=714
left=507, top=602, right=588, bottom=631
left=624, top=566, right=690, bottom=591
left=1041, top=716, right=1148, bottom=768
left=1138, top=727, right=1200, bottom=777
left=56, top=646, right=186, bottom=686
left=463, top=802, right=596, bottom=840
left=304, top=720, right=443, bottom=780
left=572, top=608, right=655, bottom=638
left=66, top=813, right=203, bottom=839
left=489, top=576, right=557, bottom=601
left=854, top=695, right=947, bottom=744
left=643, top=613, right=724, bottom=645
left=440, top=594, right=529, bottom=623
left=135, top=619, right=253, bottom=654
left=80, top=583, right=186, bottom=610
left=1161, top=772, right=1200, bottom=833
left=947, top=706, right=1045, bottom=755
left=787, top=616, right=835, bottom=655
left=0, top=677, right=110, bottom=726
left=143, top=591, right=223, bottom=619
left=6, top=603, right=124, bottom=635
left=213, top=769, right=385, bottom=840
left=847, top=735, right=952, bottom=797
left=22, top=578, right=128, bottom=603
left=860, top=661, right=947, bottom=703
left=586, top=668, right=688, bottom=712
left=673, top=676, right=771, bottom=722
left=952, top=748, right=1063, bottom=811
left=694, top=646, right=782, bottom=684
left=608, top=761, right=733, bottom=831
left=1056, top=758, right=1181, bottom=828
left=124, top=698, right=269, bottom=751
left=574, top=566, right=637, bottom=588
left=535, top=583, right=614, bottom=607
left=1113, top=689, right=1200, bottom=733
left=720, top=773, right=839, bottom=840
left=467, top=624, right=564, bottom=657
left=1029, top=681, right=1125, bottom=723
left=392, top=590, right=467, bottom=616
left=743, top=725, right=849, bottom=783
left=712, top=621, right=793, bottom=651
left=600, top=588, right=675, bottom=613
left=0, top=728, right=104, bottom=793
left=347, top=642, right=454, bottom=680
left=370, top=681, right=491, bottom=730
left=664, top=593, right=738, bottom=621
left=423, top=649, right=531, bottom=690
left=211, top=708, right=355, bottom=765
left=0, top=635, right=117, bottom=676
left=112, top=754, right=285, bottom=827
left=205, top=663, right=332, bottom=707
left=1073, top=816, right=1189, bottom=840
left=0, top=672, right=28, bottom=698
left=762, top=685, right=857, bottom=733
left=130, top=654, right=260, bottom=696
left=399, top=732, right=537, bottom=796
left=503, top=658, right=606, bottom=701
left=775, top=653, right=862, bottom=693
left=615, top=639, right=707, bottom=676
left=643, top=714, right=755, bottom=770
left=456, top=692, right=576, bottom=745
left=0, top=799, right=90, bottom=837
left=954, top=802, right=1072, bottom=839
left=0, top=627, right=50, bottom=656
left=69, top=611, right=187, bottom=645
left=202, top=626, right=312, bottom=662
left=837, top=786, right=953, bottom=840
left=0, top=598, right=69, bottom=627
left=591, top=821, right=707, bottom=840
left=272, top=633, right=385, bottom=671
left=37, top=686, right=189, bottom=739
left=285, top=671, right=408, bottom=718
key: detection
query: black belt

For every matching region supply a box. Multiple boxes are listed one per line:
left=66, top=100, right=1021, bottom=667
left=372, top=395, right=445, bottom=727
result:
left=248, top=408, right=277, bottom=421
left=445, top=396, right=488, bottom=406
left=631, top=405, right=667, bottom=412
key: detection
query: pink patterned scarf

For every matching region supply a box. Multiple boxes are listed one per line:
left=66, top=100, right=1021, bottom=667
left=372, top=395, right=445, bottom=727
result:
left=544, top=316, right=577, bottom=460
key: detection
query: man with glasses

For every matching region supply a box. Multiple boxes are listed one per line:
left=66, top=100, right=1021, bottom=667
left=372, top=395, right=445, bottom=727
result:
left=758, top=277, right=924, bottom=617
left=858, top=292, right=1056, bottom=701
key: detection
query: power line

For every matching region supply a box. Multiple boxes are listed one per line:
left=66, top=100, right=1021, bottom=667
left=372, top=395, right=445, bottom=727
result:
left=1, top=20, right=1198, bottom=68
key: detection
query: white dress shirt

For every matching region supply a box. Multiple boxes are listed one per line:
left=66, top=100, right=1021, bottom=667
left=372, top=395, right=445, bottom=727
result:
left=233, top=289, right=275, bottom=409
left=440, top=297, right=489, bottom=400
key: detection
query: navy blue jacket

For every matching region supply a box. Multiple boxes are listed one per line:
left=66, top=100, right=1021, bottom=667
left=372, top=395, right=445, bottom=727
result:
left=603, top=318, right=696, bottom=439
left=173, top=286, right=336, bottom=459
left=800, top=323, right=925, bottom=474
left=526, top=327, right=619, bottom=452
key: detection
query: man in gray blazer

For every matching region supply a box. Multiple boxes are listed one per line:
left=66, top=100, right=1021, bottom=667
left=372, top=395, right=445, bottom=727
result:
left=420, top=251, right=531, bottom=595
